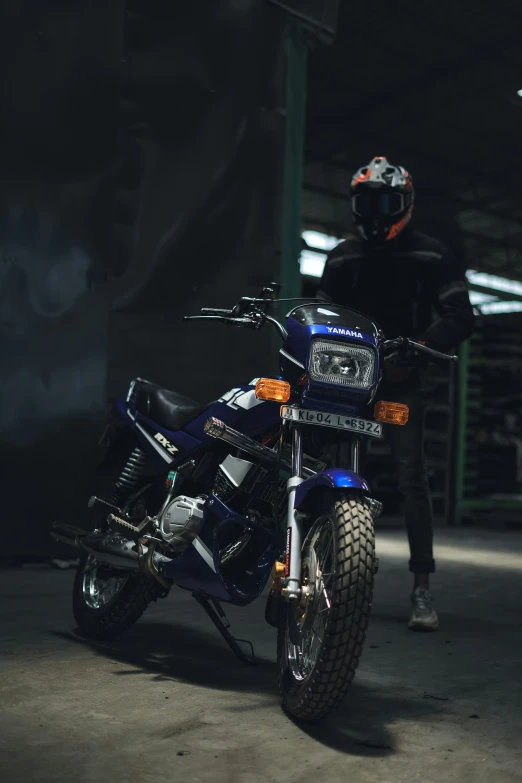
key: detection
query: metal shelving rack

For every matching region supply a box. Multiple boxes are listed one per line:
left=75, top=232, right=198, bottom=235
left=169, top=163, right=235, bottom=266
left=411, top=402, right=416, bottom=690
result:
left=454, top=317, right=522, bottom=524
left=425, top=362, right=456, bottom=519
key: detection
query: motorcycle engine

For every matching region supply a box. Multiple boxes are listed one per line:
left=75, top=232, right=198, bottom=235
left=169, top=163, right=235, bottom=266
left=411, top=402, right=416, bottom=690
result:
left=156, top=496, right=205, bottom=551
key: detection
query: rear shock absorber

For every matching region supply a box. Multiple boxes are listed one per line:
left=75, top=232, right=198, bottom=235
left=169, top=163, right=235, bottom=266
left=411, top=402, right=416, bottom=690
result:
left=116, top=447, right=146, bottom=490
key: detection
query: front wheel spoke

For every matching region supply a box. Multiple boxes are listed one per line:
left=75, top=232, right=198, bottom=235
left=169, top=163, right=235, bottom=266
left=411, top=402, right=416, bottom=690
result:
left=320, top=585, right=332, bottom=610
left=312, top=607, right=327, bottom=630
left=321, top=570, right=335, bottom=584
left=311, top=626, right=325, bottom=645
left=316, top=541, right=332, bottom=572
left=287, top=515, right=342, bottom=682
left=312, top=616, right=328, bottom=638
left=318, top=590, right=334, bottom=614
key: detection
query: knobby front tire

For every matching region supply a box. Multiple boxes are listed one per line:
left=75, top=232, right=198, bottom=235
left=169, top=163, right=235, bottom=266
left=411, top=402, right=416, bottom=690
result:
left=278, top=493, right=375, bottom=721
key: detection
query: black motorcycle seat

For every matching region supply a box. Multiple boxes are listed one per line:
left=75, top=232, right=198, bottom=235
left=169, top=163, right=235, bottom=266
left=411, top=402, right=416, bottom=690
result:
left=133, top=378, right=211, bottom=432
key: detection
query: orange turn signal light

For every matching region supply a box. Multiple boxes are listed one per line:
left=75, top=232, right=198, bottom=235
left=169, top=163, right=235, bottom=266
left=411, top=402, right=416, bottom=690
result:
left=255, top=378, right=291, bottom=403
left=374, top=400, right=409, bottom=426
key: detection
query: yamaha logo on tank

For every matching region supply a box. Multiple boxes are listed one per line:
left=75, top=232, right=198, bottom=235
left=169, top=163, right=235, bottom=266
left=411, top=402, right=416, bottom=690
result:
left=326, top=326, right=363, bottom=339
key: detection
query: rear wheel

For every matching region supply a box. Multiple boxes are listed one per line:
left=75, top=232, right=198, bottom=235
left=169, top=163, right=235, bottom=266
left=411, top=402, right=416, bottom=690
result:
left=73, top=553, right=161, bottom=640
left=72, top=438, right=162, bottom=640
left=278, top=493, right=375, bottom=721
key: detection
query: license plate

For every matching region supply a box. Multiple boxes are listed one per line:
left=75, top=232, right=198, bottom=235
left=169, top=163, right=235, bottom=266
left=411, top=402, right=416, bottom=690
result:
left=281, top=406, right=382, bottom=438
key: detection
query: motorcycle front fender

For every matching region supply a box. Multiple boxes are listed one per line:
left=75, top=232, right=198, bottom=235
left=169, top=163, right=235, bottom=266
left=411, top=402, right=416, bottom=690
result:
left=294, top=468, right=370, bottom=510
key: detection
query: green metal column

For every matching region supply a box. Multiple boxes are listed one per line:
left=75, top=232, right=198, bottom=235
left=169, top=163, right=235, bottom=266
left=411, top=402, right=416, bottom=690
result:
left=454, top=338, right=470, bottom=525
left=280, top=21, right=309, bottom=302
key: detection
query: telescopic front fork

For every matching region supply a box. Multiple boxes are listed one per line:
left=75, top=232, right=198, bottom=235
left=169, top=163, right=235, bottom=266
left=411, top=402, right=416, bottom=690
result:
left=283, top=430, right=363, bottom=602
left=284, top=425, right=305, bottom=602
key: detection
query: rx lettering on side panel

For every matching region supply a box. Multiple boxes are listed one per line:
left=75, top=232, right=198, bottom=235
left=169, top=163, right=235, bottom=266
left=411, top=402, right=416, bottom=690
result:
left=154, top=433, right=178, bottom=455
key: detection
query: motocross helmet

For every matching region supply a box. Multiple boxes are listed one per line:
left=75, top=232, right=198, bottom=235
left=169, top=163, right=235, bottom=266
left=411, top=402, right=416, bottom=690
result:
left=350, top=156, right=414, bottom=244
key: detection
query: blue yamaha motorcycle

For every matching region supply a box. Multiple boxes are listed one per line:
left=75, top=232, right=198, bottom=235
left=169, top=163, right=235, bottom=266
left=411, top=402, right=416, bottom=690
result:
left=52, top=284, right=456, bottom=721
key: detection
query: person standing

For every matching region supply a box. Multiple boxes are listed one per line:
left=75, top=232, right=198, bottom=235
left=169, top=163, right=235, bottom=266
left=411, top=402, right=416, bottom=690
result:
left=317, top=156, right=475, bottom=630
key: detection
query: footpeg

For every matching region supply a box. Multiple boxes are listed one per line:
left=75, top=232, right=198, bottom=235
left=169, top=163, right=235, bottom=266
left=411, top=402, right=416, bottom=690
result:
left=106, top=513, right=155, bottom=538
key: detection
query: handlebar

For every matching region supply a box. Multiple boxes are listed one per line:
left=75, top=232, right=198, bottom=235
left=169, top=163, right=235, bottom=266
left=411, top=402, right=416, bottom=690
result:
left=185, top=296, right=458, bottom=368
left=200, top=307, right=236, bottom=317
left=183, top=295, right=290, bottom=340
left=183, top=315, right=255, bottom=328
left=384, top=337, right=458, bottom=364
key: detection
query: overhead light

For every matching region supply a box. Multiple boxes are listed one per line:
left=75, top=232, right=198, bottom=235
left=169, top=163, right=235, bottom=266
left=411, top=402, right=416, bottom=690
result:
left=299, top=249, right=327, bottom=278
left=466, top=270, right=522, bottom=297
left=517, top=89, right=522, bottom=98
left=469, top=291, right=498, bottom=305
left=300, top=231, right=340, bottom=278
left=302, top=230, right=341, bottom=253
left=478, top=301, right=522, bottom=315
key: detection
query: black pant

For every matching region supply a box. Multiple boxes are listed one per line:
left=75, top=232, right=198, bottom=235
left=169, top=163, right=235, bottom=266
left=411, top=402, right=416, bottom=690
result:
left=374, top=372, right=435, bottom=574
left=310, top=373, right=436, bottom=573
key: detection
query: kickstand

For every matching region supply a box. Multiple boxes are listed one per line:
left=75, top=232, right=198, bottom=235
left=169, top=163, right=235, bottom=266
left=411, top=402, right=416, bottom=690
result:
left=192, top=593, right=257, bottom=666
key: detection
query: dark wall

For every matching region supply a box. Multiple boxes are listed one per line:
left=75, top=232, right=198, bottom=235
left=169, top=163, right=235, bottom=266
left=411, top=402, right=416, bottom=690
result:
left=0, top=1, right=125, bottom=557
left=108, top=1, right=287, bottom=402
left=0, top=1, right=288, bottom=557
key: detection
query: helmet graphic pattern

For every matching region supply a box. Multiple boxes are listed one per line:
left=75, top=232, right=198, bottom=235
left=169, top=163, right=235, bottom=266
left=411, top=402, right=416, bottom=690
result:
left=351, top=157, right=413, bottom=192
left=350, top=156, right=414, bottom=242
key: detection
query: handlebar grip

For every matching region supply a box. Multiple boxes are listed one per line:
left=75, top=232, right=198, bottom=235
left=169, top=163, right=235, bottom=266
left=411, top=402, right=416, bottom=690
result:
left=200, top=307, right=234, bottom=317
left=412, top=342, right=458, bottom=363
left=384, top=338, right=458, bottom=365
left=429, top=349, right=459, bottom=363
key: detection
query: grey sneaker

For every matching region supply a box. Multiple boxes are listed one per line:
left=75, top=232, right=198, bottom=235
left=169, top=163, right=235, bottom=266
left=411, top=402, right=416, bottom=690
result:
left=408, top=586, right=439, bottom=631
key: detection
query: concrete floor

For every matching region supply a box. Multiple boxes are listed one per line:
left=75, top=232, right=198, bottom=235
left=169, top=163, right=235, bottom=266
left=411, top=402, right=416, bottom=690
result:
left=1, top=526, right=521, bottom=783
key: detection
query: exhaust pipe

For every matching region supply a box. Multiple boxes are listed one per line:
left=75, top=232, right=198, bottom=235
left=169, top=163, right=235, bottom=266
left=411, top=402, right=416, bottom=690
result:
left=50, top=522, right=140, bottom=571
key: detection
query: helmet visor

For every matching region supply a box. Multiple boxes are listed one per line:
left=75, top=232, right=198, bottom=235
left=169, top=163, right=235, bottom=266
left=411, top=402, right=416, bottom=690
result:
left=352, top=189, right=405, bottom=218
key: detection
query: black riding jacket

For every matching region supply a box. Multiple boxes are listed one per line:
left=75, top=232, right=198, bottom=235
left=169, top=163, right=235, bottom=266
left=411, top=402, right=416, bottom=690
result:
left=316, top=229, right=475, bottom=351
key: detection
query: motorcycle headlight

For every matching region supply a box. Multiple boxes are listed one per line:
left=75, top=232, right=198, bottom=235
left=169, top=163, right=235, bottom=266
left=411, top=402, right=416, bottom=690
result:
left=309, top=340, right=375, bottom=388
